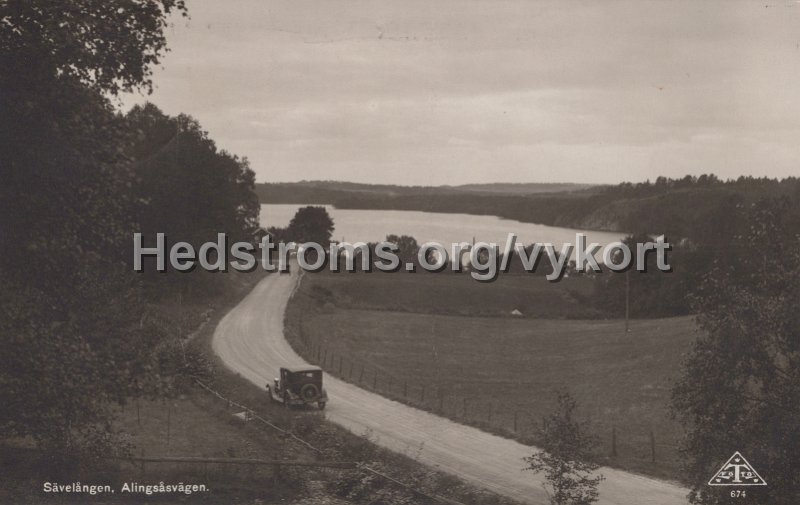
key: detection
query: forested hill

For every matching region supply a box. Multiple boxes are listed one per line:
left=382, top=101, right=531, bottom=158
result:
left=256, top=181, right=592, bottom=200
left=256, top=180, right=595, bottom=200
left=257, top=176, right=800, bottom=239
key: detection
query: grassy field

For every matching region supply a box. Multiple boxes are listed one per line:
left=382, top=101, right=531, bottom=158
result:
left=302, top=270, right=603, bottom=319
left=286, top=271, right=700, bottom=481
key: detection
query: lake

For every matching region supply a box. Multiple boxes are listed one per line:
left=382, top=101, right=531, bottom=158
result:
left=260, top=204, right=623, bottom=259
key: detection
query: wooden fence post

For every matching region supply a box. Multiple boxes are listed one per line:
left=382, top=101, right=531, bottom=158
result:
left=373, top=371, right=377, bottom=389
left=359, top=366, right=364, bottom=383
left=166, top=403, right=171, bottom=447
left=403, top=382, right=408, bottom=398
left=514, top=412, right=518, bottom=432
left=611, top=427, right=618, bottom=457
left=338, top=356, right=343, bottom=374
left=650, top=430, right=656, bottom=463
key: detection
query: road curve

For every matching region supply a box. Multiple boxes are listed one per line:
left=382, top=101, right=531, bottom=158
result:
left=212, top=269, right=688, bottom=505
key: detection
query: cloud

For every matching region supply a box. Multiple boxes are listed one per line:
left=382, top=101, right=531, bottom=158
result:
left=124, top=0, right=800, bottom=184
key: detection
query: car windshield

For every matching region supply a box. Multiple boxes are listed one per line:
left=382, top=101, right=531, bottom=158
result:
left=295, top=371, right=320, bottom=380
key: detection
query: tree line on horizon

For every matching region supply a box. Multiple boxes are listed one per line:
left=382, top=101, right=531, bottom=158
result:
left=256, top=174, right=800, bottom=235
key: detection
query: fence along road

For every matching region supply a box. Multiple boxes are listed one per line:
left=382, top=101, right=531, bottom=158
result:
left=212, top=267, right=688, bottom=505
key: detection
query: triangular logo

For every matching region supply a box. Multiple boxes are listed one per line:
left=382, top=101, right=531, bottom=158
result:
left=708, top=452, right=767, bottom=486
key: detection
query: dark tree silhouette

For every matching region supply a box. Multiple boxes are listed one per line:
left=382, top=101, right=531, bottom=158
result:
left=385, top=234, right=419, bottom=265
left=1, top=0, right=186, bottom=95
left=287, top=206, right=335, bottom=245
left=125, top=103, right=260, bottom=294
left=671, top=198, right=800, bottom=505
left=0, top=0, right=187, bottom=452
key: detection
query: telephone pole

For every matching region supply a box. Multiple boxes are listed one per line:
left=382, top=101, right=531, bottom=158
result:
left=625, top=269, right=630, bottom=332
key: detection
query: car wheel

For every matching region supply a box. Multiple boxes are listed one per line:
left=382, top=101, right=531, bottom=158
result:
left=300, top=383, right=319, bottom=401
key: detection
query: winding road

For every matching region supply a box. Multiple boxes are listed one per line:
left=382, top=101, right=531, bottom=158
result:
left=212, top=269, right=688, bottom=505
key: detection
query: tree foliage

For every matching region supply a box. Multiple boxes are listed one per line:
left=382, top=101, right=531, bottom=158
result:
left=0, top=0, right=245, bottom=454
left=671, top=198, right=800, bottom=505
left=1, top=0, right=186, bottom=95
left=593, top=233, right=689, bottom=317
left=125, top=103, right=260, bottom=294
left=126, top=103, right=259, bottom=245
left=385, top=234, right=419, bottom=265
left=524, top=392, right=604, bottom=505
left=287, top=206, right=335, bottom=245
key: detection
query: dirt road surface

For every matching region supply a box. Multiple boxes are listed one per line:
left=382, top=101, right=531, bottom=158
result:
left=213, top=270, right=688, bottom=505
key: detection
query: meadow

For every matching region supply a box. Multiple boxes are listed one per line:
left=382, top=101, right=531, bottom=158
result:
left=286, top=271, right=700, bottom=480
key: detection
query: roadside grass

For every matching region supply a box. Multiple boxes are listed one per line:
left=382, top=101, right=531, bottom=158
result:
left=185, top=269, right=525, bottom=505
left=112, top=394, right=307, bottom=501
left=286, top=270, right=699, bottom=481
left=1, top=270, right=311, bottom=504
left=2, top=268, right=524, bottom=505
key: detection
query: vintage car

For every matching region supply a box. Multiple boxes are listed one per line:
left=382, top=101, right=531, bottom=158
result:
left=266, top=365, right=328, bottom=409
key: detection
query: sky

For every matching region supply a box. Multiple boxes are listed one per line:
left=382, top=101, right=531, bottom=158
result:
left=122, top=0, right=800, bottom=185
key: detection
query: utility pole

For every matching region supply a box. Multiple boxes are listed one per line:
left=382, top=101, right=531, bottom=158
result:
left=625, top=269, right=630, bottom=333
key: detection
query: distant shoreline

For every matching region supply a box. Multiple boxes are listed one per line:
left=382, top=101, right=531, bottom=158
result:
left=255, top=181, right=622, bottom=233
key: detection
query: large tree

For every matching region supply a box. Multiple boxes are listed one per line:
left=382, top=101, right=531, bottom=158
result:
left=671, top=198, right=800, bottom=505
left=385, top=234, right=419, bottom=265
left=1, top=0, right=185, bottom=96
left=287, top=206, right=335, bottom=245
left=125, top=103, right=260, bottom=293
left=0, top=0, right=186, bottom=452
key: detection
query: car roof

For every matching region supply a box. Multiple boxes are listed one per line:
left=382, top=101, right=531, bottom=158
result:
left=282, top=365, right=323, bottom=373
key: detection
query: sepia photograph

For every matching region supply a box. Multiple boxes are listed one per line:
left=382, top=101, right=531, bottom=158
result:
left=1, top=1, right=798, bottom=504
